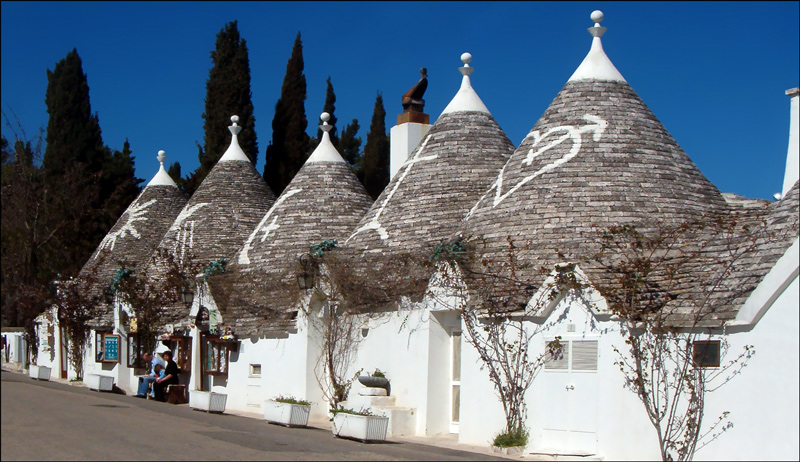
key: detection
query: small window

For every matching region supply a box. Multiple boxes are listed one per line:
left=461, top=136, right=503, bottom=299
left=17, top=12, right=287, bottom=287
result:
left=693, top=340, right=720, bottom=368
left=169, top=336, right=192, bottom=373
left=127, top=334, right=147, bottom=368
left=544, top=340, right=568, bottom=370
left=203, top=336, right=230, bottom=376
left=95, top=332, right=105, bottom=362
left=250, top=364, right=261, bottom=377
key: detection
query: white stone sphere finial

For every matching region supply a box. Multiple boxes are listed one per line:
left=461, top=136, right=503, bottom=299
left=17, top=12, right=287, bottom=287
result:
left=591, top=10, right=604, bottom=25
left=319, top=112, right=332, bottom=133
left=157, top=150, right=166, bottom=164
left=231, top=115, right=240, bottom=126
left=461, top=52, right=472, bottom=67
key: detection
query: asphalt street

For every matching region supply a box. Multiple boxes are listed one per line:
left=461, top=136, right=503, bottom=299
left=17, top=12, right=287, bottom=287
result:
left=0, top=370, right=508, bottom=461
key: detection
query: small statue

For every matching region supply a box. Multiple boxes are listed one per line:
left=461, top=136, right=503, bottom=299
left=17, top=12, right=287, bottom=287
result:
left=401, top=67, right=428, bottom=113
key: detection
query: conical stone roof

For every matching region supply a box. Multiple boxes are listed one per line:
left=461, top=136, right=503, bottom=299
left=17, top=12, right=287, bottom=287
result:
left=208, top=113, right=374, bottom=336
left=345, top=53, right=514, bottom=258
left=460, top=11, right=728, bottom=299
left=85, top=151, right=188, bottom=328
left=149, top=116, right=277, bottom=327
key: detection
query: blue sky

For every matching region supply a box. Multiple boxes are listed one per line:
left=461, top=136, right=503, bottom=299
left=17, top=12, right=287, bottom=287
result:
left=1, top=1, right=797, bottom=200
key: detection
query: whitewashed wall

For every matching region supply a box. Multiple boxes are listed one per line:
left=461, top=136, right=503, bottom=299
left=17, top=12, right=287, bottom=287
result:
left=697, top=274, right=799, bottom=461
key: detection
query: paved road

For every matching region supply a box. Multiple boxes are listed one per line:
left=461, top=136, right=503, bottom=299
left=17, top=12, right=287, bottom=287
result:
left=1, top=370, right=506, bottom=461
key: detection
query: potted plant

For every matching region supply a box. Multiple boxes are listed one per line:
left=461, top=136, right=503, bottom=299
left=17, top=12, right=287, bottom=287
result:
left=357, top=368, right=390, bottom=395
left=190, top=390, right=227, bottom=413
left=491, top=428, right=529, bottom=455
left=264, top=396, right=312, bottom=427
left=330, top=406, right=389, bottom=442
left=28, top=364, right=52, bottom=381
left=85, top=373, right=114, bottom=392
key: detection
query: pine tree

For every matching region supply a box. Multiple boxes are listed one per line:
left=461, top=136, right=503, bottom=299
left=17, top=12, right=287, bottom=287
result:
left=361, top=93, right=390, bottom=199
left=185, top=21, right=258, bottom=195
left=264, top=32, right=309, bottom=196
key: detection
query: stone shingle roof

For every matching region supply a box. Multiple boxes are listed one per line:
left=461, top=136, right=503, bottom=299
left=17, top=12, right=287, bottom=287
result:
left=85, top=156, right=188, bottom=328
left=148, top=135, right=276, bottom=328
left=208, top=122, right=373, bottom=337
left=459, top=23, right=728, bottom=306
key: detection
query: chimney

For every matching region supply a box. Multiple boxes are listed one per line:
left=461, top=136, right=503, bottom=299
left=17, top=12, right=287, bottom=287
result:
left=390, top=67, right=432, bottom=179
left=782, top=87, right=799, bottom=196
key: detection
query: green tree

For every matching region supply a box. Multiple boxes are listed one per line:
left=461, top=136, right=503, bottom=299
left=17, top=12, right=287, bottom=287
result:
left=167, top=161, right=187, bottom=192
left=264, top=32, right=309, bottom=196
left=316, top=76, right=338, bottom=146
left=42, top=48, right=106, bottom=180
left=186, top=20, right=258, bottom=194
left=338, top=119, right=362, bottom=179
left=361, top=93, right=390, bottom=199
left=41, top=49, right=141, bottom=279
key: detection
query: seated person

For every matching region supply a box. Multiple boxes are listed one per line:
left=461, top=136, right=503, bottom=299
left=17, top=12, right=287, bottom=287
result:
left=135, top=352, right=165, bottom=398
left=152, top=350, right=180, bottom=402
left=148, top=363, right=166, bottom=399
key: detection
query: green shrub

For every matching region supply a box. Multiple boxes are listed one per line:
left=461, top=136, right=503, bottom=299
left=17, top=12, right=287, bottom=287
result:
left=273, top=396, right=311, bottom=406
left=330, top=405, right=375, bottom=417
left=492, top=429, right=529, bottom=448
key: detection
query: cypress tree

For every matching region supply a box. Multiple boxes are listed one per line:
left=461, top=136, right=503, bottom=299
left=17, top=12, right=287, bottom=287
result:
left=40, top=49, right=142, bottom=278
left=361, top=93, right=390, bottom=199
left=264, top=32, right=309, bottom=196
left=316, top=77, right=338, bottom=147
left=167, top=161, right=187, bottom=192
left=338, top=118, right=362, bottom=177
left=186, top=20, right=258, bottom=195
left=43, top=48, right=105, bottom=179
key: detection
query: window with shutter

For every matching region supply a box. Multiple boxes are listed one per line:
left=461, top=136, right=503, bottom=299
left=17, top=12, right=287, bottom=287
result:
left=545, top=339, right=569, bottom=370
left=571, top=340, right=598, bottom=371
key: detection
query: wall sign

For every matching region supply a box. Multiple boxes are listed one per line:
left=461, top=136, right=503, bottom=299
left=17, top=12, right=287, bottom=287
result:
left=103, top=334, right=120, bottom=363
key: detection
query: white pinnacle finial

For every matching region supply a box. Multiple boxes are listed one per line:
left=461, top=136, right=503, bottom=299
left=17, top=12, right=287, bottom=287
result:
left=228, top=114, right=242, bottom=136
left=568, top=9, right=625, bottom=83
left=459, top=52, right=474, bottom=77
left=588, top=10, right=606, bottom=37
left=147, top=149, right=177, bottom=187
left=219, top=114, right=248, bottom=162
left=441, top=51, right=489, bottom=115
left=320, top=112, right=332, bottom=133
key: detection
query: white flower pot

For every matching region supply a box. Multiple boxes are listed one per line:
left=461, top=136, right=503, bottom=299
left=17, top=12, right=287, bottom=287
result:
left=331, top=412, right=389, bottom=442
left=85, top=373, right=114, bottom=392
left=29, top=364, right=51, bottom=381
left=190, top=390, right=227, bottom=413
left=264, top=400, right=311, bottom=427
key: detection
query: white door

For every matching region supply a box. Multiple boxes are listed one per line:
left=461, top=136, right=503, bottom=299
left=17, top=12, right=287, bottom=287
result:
left=449, top=330, right=461, bottom=434
left=542, top=339, right=598, bottom=455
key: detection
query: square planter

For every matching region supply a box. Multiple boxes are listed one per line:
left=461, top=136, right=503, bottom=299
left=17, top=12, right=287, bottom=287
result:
left=85, top=373, right=114, bottom=392
left=190, top=390, right=227, bottom=413
left=29, top=365, right=51, bottom=381
left=331, top=412, right=389, bottom=442
left=264, top=400, right=311, bottom=427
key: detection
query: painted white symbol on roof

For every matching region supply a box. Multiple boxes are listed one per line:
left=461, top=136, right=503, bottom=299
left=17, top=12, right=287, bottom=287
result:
left=95, top=198, right=157, bottom=256
left=238, top=188, right=302, bottom=265
left=170, top=202, right=209, bottom=263
left=467, top=114, right=607, bottom=217
left=347, top=135, right=435, bottom=243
